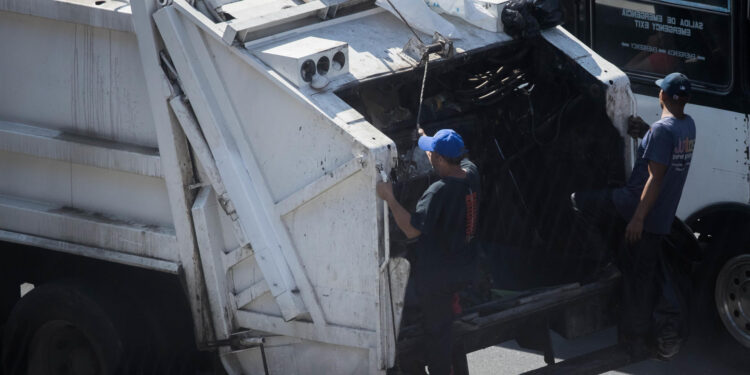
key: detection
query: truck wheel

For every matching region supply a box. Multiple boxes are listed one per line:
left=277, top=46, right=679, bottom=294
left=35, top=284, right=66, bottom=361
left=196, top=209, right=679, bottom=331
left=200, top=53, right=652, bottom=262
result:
left=0, top=279, right=21, bottom=375
left=1, top=282, right=124, bottom=375
left=714, top=254, right=750, bottom=349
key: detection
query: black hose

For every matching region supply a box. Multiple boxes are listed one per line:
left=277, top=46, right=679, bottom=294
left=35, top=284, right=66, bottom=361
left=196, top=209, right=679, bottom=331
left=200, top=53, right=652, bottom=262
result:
left=531, top=91, right=576, bottom=146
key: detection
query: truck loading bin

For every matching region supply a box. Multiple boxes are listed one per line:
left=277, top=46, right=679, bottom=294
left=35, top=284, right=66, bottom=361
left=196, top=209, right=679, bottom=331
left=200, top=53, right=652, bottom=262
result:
left=337, top=39, right=627, bottom=288
left=336, top=31, right=631, bottom=371
left=0, top=0, right=641, bottom=373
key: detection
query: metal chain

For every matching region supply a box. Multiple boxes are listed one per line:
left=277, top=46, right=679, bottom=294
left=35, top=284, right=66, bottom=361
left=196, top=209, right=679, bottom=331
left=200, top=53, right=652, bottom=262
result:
left=415, top=58, right=429, bottom=134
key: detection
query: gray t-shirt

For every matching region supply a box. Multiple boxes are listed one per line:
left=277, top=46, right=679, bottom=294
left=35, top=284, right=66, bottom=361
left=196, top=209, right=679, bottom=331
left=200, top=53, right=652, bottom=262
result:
left=613, top=115, right=696, bottom=234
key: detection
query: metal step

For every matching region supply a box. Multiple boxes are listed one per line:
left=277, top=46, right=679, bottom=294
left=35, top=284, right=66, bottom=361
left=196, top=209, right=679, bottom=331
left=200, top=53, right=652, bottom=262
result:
left=397, top=278, right=621, bottom=366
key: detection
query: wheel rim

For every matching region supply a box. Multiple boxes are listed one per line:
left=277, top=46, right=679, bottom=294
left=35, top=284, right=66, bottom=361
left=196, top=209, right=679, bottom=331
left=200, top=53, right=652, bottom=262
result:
left=715, top=254, right=750, bottom=349
left=27, top=320, right=103, bottom=375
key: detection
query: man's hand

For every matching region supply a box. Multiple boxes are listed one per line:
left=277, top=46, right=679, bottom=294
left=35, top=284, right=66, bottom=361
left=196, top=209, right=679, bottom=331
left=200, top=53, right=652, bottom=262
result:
left=417, top=127, right=426, bottom=137
left=628, top=116, right=650, bottom=139
left=376, top=181, right=394, bottom=201
left=377, top=181, right=422, bottom=239
left=625, top=217, right=644, bottom=243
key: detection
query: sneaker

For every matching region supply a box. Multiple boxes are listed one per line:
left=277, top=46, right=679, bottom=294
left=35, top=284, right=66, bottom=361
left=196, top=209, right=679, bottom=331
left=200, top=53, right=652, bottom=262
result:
left=655, top=336, right=681, bottom=361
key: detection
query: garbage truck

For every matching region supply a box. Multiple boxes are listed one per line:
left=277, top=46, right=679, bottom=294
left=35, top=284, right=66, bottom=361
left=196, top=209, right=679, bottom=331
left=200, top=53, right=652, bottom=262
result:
left=0, top=0, right=708, bottom=373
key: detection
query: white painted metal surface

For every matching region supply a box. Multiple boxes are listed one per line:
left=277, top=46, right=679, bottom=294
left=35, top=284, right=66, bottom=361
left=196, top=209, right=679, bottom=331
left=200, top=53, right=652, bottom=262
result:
left=0, top=0, right=646, bottom=373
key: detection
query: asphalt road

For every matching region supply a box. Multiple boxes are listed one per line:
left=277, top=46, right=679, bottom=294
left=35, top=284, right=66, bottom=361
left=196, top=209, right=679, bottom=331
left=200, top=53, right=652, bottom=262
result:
left=467, top=327, right=750, bottom=375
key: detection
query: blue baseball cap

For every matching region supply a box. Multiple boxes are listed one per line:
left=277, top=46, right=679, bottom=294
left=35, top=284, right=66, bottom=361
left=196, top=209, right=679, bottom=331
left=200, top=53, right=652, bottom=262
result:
left=656, top=72, right=691, bottom=99
left=418, top=129, right=465, bottom=158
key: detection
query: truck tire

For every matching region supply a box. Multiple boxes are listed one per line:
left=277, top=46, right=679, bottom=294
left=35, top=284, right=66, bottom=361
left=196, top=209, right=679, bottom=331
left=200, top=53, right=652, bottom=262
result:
left=1, top=281, right=126, bottom=375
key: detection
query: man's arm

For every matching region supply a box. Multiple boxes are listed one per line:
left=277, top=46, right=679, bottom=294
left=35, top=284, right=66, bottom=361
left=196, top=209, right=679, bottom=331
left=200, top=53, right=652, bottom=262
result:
left=376, top=181, right=421, bottom=239
left=625, top=161, right=667, bottom=243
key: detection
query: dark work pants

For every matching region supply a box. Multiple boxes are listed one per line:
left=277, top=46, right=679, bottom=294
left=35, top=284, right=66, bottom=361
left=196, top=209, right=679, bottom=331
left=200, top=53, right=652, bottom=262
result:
left=571, top=190, right=663, bottom=341
left=418, top=290, right=455, bottom=375
left=619, top=233, right=663, bottom=341
left=409, top=260, right=475, bottom=375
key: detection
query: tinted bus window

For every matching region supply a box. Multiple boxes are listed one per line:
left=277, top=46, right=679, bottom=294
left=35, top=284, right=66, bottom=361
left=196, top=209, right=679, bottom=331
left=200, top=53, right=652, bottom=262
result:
left=592, top=0, right=732, bottom=92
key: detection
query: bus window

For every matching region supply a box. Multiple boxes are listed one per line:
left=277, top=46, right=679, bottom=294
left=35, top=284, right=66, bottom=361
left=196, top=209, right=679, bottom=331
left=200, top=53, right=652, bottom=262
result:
left=592, top=0, right=732, bottom=92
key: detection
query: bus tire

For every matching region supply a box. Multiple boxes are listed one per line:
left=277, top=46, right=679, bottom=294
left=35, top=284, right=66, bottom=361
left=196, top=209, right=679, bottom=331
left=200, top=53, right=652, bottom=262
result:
left=713, top=251, right=750, bottom=349
left=694, top=230, right=750, bottom=353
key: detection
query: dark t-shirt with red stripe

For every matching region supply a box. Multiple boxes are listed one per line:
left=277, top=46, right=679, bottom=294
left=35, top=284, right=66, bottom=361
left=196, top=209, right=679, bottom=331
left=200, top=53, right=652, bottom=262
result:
left=410, top=159, right=480, bottom=294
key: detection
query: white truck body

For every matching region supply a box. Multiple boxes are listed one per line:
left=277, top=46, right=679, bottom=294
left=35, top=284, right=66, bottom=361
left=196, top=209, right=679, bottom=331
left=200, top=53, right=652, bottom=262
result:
left=0, top=0, right=638, bottom=373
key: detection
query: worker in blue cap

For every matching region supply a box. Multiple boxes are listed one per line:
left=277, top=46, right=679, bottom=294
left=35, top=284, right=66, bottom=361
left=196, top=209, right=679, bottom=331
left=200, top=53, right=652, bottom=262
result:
left=377, top=128, right=480, bottom=375
left=572, top=72, right=696, bottom=359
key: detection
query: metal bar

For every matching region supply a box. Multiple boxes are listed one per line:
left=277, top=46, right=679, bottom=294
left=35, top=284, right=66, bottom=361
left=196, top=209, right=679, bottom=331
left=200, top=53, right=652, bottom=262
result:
left=274, top=157, right=363, bottom=216
left=0, top=120, right=163, bottom=178
left=0, top=229, right=180, bottom=274
left=243, top=7, right=384, bottom=49
left=169, top=97, right=236, bottom=218
left=521, top=344, right=643, bottom=375
left=222, top=1, right=327, bottom=43
left=234, top=279, right=270, bottom=308
left=0, top=194, right=178, bottom=260
left=235, top=310, right=377, bottom=349
left=0, top=0, right=134, bottom=32
left=172, top=0, right=229, bottom=37
left=259, top=344, right=270, bottom=375
left=192, top=187, right=236, bottom=339
left=469, top=281, right=615, bottom=328
left=221, top=245, right=255, bottom=271
left=397, top=278, right=619, bottom=358
left=170, top=95, right=248, bottom=251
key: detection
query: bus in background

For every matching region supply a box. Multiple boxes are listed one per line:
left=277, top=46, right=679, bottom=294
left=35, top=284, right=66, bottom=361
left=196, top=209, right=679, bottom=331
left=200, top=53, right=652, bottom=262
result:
left=563, top=0, right=750, bottom=353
